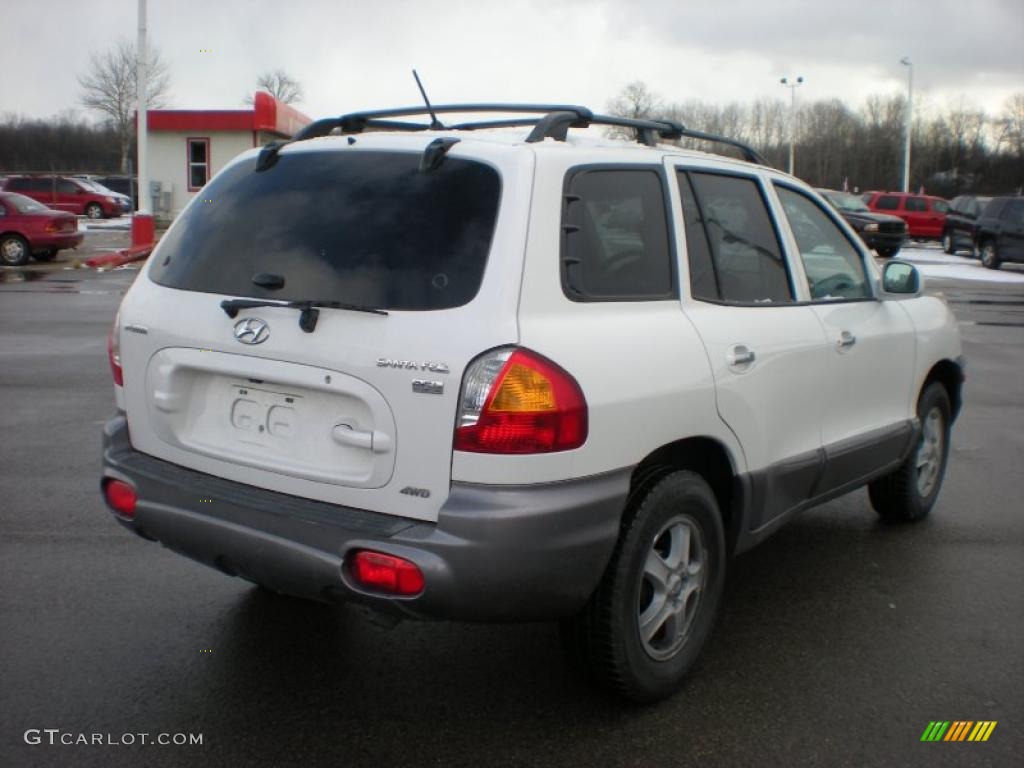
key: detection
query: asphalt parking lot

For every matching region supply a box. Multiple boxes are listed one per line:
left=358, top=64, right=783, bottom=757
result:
left=0, top=233, right=1021, bottom=767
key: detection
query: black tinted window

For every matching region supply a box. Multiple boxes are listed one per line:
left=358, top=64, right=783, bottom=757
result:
left=682, top=172, right=792, bottom=304
left=57, top=179, right=79, bottom=194
left=876, top=195, right=900, bottom=210
left=677, top=173, right=717, bottom=301
left=1005, top=200, right=1024, bottom=225
left=150, top=151, right=501, bottom=311
left=562, top=169, right=674, bottom=300
left=905, top=197, right=927, bottom=211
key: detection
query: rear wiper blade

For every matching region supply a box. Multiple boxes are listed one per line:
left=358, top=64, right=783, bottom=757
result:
left=220, top=298, right=388, bottom=333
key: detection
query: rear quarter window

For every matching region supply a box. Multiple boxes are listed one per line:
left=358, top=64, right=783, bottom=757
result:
left=561, top=167, right=675, bottom=301
left=149, top=150, right=502, bottom=311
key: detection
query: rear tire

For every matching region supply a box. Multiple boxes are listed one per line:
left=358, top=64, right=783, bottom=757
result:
left=941, top=231, right=954, bottom=254
left=0, top=234, right=30, bottom=266
left=980, top=240, right=1001, bottom=270
left=868, top=383, right=951, bottom=522
left=562, top=470, right=726, bottom=702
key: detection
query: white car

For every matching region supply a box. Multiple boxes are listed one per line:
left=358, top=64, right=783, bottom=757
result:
left=101, top=104, right=964, bottom=702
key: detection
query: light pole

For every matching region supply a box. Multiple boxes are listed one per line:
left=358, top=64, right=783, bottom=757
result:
left=780, top=76, right=803, bottom=175
left=900, top=56, right=913, bottom=193
left=132, top=0, right=154, bottom=247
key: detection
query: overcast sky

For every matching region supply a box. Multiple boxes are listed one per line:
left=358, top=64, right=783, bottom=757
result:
left=5, top=0, right=1023, bottom=122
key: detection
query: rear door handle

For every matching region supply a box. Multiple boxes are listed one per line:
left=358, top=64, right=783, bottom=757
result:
left=837, top=330, right=856, bottom=350
left=727, top=345, right=756, bottom=367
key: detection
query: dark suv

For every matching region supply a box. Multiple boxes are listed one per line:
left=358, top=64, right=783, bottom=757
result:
left=943, top=195, right=991, bottom=255
left=818, top=189, right=906, bottom=257
left=975, top=197, right=1024, bottom=270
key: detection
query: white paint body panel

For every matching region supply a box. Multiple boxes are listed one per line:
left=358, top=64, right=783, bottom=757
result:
left=114, top=128, right=962, bottom=526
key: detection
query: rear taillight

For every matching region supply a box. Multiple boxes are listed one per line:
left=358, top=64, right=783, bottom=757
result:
left=108, top=312, right=123, bottom=386
left=454, top=347, right=587, bottom=454
left=103, top=479, right=137, bottom=518
left=349, top=551, right=424, bottom=596
left=45, top=221, right=60, bottom=233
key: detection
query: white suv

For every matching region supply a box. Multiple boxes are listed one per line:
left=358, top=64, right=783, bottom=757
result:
left=101, top=105, right=964, bottom=702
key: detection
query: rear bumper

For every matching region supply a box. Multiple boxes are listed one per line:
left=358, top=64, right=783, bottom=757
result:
left=101, top=416, right=629, bottom=621
left=33, top=232, right=83, bottom=250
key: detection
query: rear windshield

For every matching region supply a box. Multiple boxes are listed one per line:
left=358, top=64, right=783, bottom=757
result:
left=150, top=150, right=502, bottom=310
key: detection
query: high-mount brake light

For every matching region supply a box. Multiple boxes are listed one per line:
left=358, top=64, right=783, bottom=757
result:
left=108, top=312, right=123, bottom=386
left=454, top=347, right=588, bottom=454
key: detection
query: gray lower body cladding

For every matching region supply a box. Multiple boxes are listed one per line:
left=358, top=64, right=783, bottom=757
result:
left=101, top=416, right=630, bottom=621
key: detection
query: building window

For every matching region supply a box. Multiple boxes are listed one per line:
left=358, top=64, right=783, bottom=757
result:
left=187, top=138, right=210, bottom=191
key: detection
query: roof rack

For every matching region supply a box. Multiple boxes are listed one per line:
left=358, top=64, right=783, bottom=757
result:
left=256, top=104, right=767, bottom=170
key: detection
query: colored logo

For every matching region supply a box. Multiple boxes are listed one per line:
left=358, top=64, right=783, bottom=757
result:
left=921, top=721, right=997, bottom=742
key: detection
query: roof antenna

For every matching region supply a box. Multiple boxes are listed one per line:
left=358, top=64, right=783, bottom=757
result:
left=413, top=69, right=445, bottom=130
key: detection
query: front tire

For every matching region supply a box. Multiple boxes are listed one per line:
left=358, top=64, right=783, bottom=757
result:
left=980, top=240, right=1001, bottom=270
left=85, top=203, right=103, bottom=219
left=877, top=247, right=900, bottom=259
left=0, top=234, right=31, bottom=266
left=562, top=471, right=726, bottom=702
left=868, top=383, right=951, bottom=522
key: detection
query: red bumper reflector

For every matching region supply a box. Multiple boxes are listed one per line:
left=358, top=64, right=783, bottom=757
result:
left=104, top=479, right=137, bottom=518
left=350, top=550, right=424, bottom=596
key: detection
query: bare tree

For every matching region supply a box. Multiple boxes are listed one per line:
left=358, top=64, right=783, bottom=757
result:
left=605, top=81, right=663, bottom=139
left=995, top=92, right=1024, bottom=158
left=78, top=39, right=171, bottom=173
left=244, top=70, right=305, bottom=105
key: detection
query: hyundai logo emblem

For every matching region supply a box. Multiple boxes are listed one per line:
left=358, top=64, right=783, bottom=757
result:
left=233, top=317, right=270, bottom=345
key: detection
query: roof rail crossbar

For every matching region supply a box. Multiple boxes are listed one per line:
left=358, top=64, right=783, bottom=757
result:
left=254, top=104, right=769, bottom=169
left=671, top=126, right=767, bottom=165
left=525, top=110, right=593, bottom=143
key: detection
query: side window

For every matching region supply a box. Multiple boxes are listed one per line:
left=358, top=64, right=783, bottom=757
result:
left=680, top=171, right=793, bottom=304
left=775, top=186, right=872, bottom=301
left=187, top=138, right=210, bottom=191
left=7, top=178, right=28, bottom=191
left=27, top=178, right=51, bottom=193
left=875, top=195, right=900, bottom=211
left=562, top=168, right=674, bottom=301
left=56, top=179, right=79, bottom=195
left=1006, top=200, right=1024, bottom=226
left=932, top=199, right=949, bottom=213
left=905, top=197, right=927, bottom=212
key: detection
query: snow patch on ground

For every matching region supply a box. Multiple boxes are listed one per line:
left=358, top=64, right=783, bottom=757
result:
left=78, top=217, right=131, bottom=232
left=893, top=246, right=1024, bottom=283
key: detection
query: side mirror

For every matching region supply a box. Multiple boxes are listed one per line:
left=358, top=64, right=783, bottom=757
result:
left=880, top=260, right=922, bottom=298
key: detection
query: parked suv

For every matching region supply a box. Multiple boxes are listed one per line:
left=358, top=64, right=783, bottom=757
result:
left=862, top=191, right=949, bottom=239
left=100, top=105, right=964, bottom=702
left=1, top=175, right=121, bottom=219
left=974, top=196, right=1024, bottom=269
left=943, top=194, right=992, bottom=255
left=817, top=188, right=906, bottom=257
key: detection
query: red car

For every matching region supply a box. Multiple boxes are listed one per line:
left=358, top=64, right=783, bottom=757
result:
left=0, top=192, right=83, bottom=266
left=1, top=175, right=121, bottom=219
left=861, top=191, right=949, bottom=239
